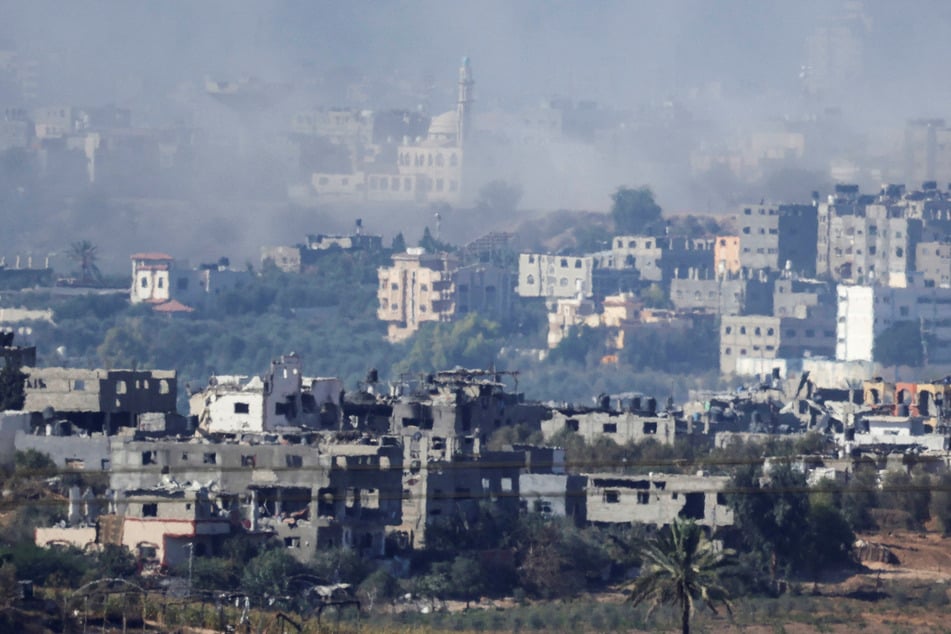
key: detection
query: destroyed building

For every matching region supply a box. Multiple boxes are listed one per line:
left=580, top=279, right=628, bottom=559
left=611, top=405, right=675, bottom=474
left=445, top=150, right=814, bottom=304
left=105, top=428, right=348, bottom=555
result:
left=540, top=395, right=679, bottom=446
left=190, top=353, right=343, bottom=435
left=584, top=472, right=734, bottom=531
left=21, top=366, right=177, bottom=433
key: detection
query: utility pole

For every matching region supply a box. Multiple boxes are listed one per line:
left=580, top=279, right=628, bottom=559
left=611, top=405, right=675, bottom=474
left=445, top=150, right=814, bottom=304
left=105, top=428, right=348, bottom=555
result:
left=187, top=542, right=194, bottom=598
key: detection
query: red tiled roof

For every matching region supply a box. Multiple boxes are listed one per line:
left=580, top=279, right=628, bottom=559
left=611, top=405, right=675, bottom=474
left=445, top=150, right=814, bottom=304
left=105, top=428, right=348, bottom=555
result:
left=152, top=299, right=194, bottom=313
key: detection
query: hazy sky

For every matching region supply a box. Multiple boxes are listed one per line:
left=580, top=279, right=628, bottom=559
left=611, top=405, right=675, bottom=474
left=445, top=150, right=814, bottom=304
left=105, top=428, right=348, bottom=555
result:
left=6, top=0, right=951, bottom=265
left=7, top=0, right=946, bottom=113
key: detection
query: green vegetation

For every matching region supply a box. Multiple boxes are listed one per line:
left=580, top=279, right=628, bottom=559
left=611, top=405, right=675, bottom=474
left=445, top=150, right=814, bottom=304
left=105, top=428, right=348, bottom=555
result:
left=628, top=519, right=733, bottom=634
left=610, top=185, right=664, bottom=236
left=874, top=320, right=924, bottom=367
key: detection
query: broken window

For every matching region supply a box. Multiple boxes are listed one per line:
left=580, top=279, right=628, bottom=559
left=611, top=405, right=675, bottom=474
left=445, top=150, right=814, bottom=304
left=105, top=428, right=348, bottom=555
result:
left=241, top=455, right=256, bottom=467
left=642, top=421, right=657, bottom=434
left=566, top=418, right=579, bottom=432
left=142, top=503, right=158, bottom=517
left=604, top=490, right=620, bottom=504
left=284, top=537, right=300, bottom=549
left=362, top=488, right=380, bottom=509
left=142, top=451, right=156, bottom=466
left=203, top=453, right=217, bottom=465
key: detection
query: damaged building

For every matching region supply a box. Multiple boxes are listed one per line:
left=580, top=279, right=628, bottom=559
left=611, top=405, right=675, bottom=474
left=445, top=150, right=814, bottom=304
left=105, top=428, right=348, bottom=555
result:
left=190, top=353, right=343, bottom=435
left=21, top=366, right=178, bottom=434
left=540, top=396, right=679, bottom=445
left=584, top=472, right=734, bottom=531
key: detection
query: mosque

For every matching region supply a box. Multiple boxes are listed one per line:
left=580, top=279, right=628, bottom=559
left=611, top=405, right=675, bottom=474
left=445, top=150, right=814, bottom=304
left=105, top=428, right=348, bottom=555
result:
left=308, top=58, right=473, bottom=205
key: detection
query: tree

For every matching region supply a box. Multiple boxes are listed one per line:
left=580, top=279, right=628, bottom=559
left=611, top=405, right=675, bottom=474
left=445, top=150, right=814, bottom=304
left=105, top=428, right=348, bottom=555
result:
left=838, top=462, right=878, bottom=531
left=418, top=226, right=454, bottom=253
left=801, top=503, right=855, bottom=582
left=874, top=321, right=924, bottom=367
left=0, top=363, right=25, bottom=410
left=449, top=554, right=484, bottom=608
left=391, top=232, right=406, bottom=253
left=628, top=519, right=733, bottom=634
left=68, top=240, right=103, bottom=285
left=611, top=186, right=663, bottom=236
left=930, top=472, right=951, bottom=534
left=728, top=462, right=810, bottom=582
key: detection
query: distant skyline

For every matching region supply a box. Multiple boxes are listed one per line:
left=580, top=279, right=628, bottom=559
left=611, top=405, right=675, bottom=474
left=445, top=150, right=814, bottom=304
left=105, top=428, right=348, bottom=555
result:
left=4, top=1, right=951, bottom=119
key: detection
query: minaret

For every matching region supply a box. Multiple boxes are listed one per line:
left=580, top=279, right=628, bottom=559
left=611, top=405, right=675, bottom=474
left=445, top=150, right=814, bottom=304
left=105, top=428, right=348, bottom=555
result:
left=456, top=56, right=474, bottom=148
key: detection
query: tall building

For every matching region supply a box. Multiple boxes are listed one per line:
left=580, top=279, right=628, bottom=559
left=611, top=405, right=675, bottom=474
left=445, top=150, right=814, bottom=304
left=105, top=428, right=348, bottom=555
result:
left=738, top=203, right=817, bottom=275
left=377, top=248, right=510, bottom=342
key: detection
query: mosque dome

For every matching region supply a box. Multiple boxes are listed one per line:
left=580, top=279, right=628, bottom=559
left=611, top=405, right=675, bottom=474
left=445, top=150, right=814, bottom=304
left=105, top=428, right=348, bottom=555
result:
left=427, top=110, right=458, bottom=140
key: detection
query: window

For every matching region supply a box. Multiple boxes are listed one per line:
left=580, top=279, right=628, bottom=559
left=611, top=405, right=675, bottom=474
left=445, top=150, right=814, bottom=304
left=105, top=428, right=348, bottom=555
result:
left=604, top=490, right=620, bottom=503
left=140, top=277, right=148, bottom=288
left=603, top=423, right=617, bottom=433
left=142, top=451, right=156, bottom=465
left=241, top=455, right=255, bottom=467
left=157, top=278, right=164, bottom=289
left=74, top=380, right=85, bottom=391
left=203, top=453, right=217, bottom=465
left=234, top=402, right=249, bottom=414
left=637, top=492, right=650, bottom=504
left=116, top=380, right=127, bottom=395
left=142, top=503, right=158, bottom=517
left=284, top=537, right=300, bottom=548
left=286, top=455, right=303, bottom=468
left=643, top=421, right=657, bottom=434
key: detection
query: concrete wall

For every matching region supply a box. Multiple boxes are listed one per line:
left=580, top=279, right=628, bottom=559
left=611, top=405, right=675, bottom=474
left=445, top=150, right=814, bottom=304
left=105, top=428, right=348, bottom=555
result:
left=35, top=526, right=96, bottom=549
left=0, top=412, right=31, bottom=467
left=541, top=410, right=676, bottom=446
left=584, top=473, right=733, bottom=529
left=15, top=430, right=112, bottom=471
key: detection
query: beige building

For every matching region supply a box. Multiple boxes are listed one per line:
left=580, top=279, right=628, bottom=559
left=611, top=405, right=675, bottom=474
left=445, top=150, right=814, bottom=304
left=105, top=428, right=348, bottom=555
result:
left=377, top=248, right=510, bottom=342
left=130, top=252, right=175, bottom=304
left=915, top=241, right=951, bottom=288
left=715, top=236, right=741, bottom=275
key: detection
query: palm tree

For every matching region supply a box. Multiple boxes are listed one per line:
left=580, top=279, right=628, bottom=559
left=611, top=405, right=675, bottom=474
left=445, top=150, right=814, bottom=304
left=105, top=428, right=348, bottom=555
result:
left=628, top=519, right=734, bottom=634
left=68, top=240, right=102, bottom=285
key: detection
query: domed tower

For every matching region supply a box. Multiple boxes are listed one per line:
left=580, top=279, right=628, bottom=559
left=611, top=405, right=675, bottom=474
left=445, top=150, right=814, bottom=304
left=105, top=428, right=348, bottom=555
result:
left=456, top=56, right=474, bottom=148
